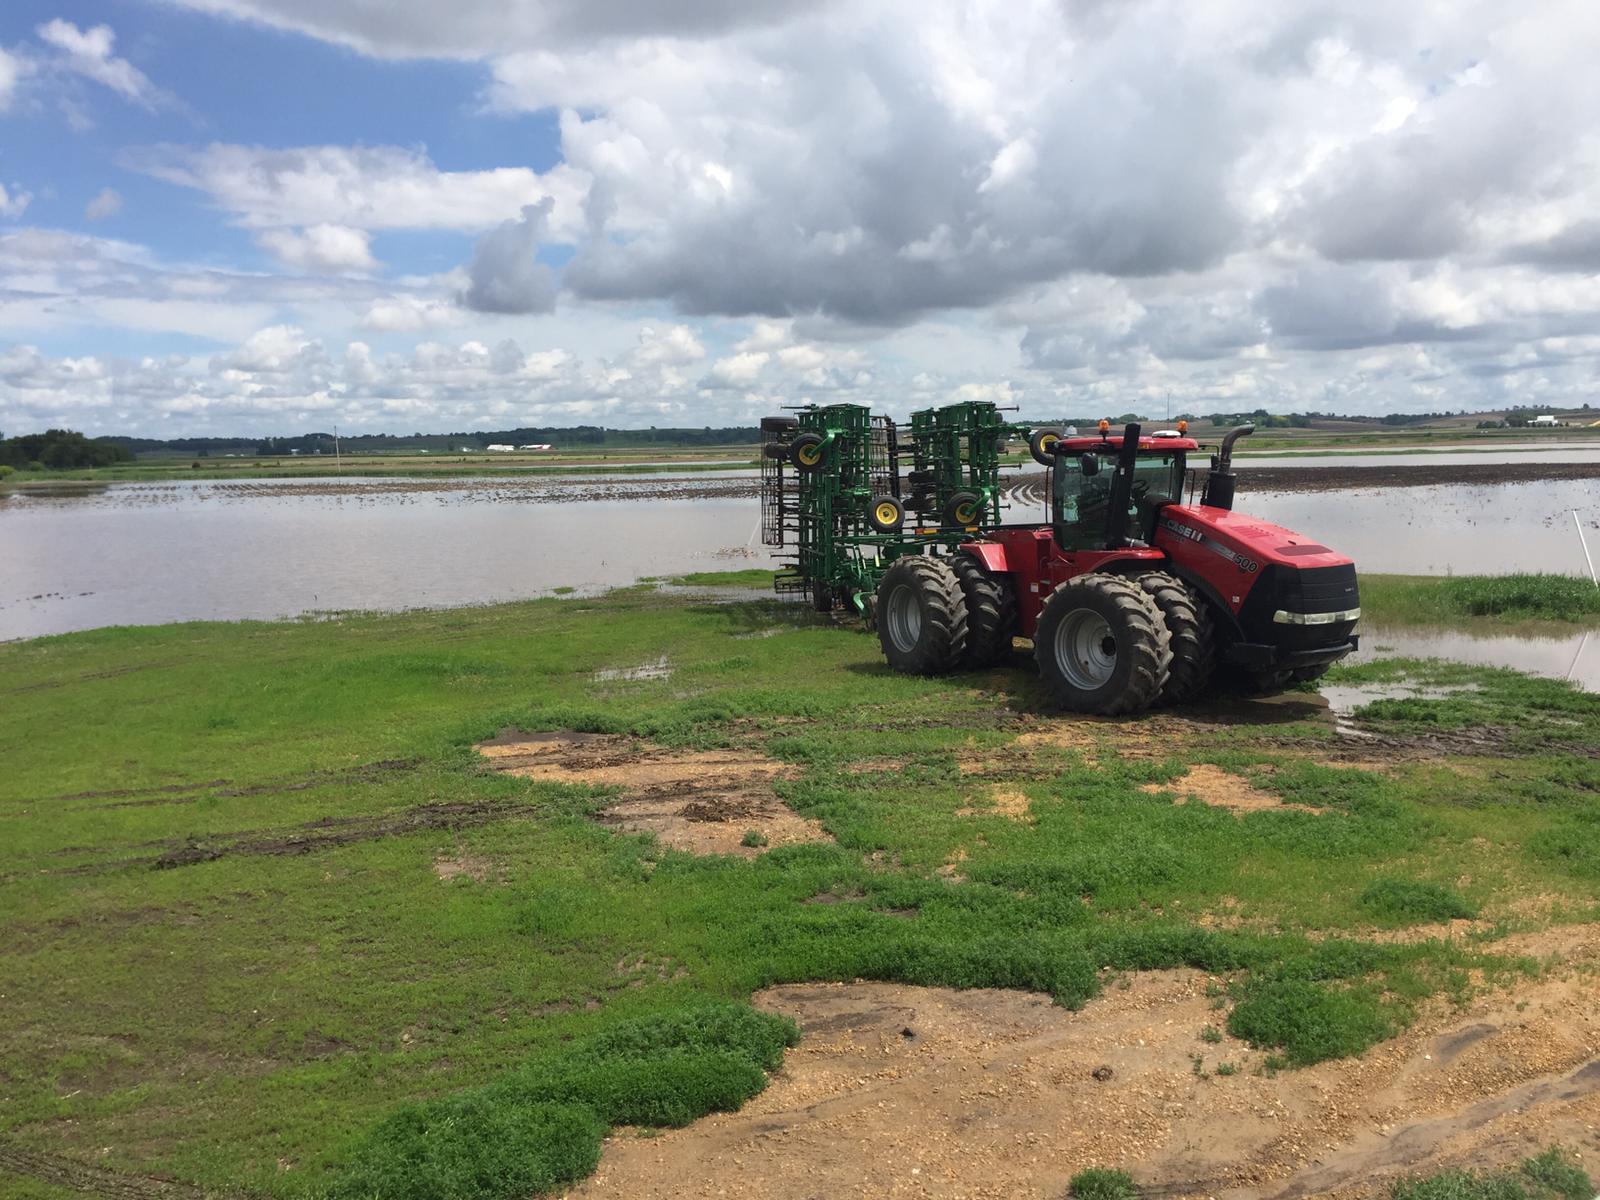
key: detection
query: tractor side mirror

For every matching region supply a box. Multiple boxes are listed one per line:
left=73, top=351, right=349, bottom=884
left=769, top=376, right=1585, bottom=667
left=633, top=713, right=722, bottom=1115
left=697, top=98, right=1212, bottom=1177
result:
left=1079, top=453, right=1100, bottom=476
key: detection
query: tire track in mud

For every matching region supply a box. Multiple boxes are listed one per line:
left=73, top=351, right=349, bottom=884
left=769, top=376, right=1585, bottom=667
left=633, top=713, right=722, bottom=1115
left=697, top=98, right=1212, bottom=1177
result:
left=0, top=1141, right=208, bottom=1199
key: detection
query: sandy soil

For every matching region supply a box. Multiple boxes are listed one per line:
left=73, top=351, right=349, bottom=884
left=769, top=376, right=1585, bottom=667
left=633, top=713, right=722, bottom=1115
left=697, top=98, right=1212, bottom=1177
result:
left=568, top=932, right=1600, bottom=1200
left=1139, top=764, right=1321, bottom=814
left=477, top=729, right=831, bottom=858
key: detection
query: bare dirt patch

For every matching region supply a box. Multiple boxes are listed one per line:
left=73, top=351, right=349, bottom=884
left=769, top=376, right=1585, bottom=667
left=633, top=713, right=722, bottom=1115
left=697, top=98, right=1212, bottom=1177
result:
left=477, top=730, right=831, bottom=859
left=569, top=963, right=1600, bottom=1200
left=1140, top=763, right=1321, bottom=814
left=432, top=851, right=497, bottom=883
left=956, top=784, right=1035, bottom=823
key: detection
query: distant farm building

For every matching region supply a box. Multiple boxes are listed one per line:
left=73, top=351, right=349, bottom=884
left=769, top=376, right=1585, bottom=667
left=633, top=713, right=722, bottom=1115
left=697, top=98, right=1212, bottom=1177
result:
left=517, top=443, right=554, bottom=451
left=1531, top=414, right=1561, bottom=426
left=486, top=444, right=515, bottom=452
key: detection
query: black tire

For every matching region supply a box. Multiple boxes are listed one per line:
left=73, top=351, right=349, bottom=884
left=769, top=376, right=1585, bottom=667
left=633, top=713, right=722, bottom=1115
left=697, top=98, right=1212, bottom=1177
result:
left=1133, top=571, right=1215, bottom=705
left=1033, top=574, right=1170, bottom=714
left=867, top=494, right=905, bottom=534
left=761, top=416, right=798, bottom=433
left=876, top=557, right=969, bottom=675
left=908, top=469, right=936, bottom=487
left=951, top=553, right=1017, bottom=669
left=943, top=490, right=982, bottom=528
left=1029, top=428, right=1064, bottom=467
left=789, top=433, right=825, bottom=472
left=812, top=581, right=834, bottom=613
left=761, top=441, right=787, bottom=459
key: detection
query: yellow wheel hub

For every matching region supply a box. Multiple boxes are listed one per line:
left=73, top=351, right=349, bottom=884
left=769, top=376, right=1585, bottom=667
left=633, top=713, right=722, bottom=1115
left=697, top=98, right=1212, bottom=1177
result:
left=876, top=503, right=898, bottom=524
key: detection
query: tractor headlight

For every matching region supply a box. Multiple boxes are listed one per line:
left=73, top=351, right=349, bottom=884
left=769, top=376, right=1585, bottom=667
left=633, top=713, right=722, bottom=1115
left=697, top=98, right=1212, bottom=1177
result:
left=1272, top=607, right=1361, bottom=625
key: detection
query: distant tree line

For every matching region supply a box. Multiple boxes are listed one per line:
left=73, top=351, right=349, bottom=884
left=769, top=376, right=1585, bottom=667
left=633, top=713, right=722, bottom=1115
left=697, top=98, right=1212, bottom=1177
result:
left=99, top=425, right=768, bottom=458
left=0, top=429, right=134, bottom=470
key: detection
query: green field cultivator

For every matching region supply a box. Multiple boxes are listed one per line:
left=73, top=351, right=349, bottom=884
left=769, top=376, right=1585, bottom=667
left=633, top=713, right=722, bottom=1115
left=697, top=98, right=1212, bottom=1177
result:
left=760, top=401, right=1063, bottom=613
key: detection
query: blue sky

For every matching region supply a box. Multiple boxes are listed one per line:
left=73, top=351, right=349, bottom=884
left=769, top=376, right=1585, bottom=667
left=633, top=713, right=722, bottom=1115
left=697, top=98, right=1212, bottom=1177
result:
left=1, top=0, right=1596, bottom=435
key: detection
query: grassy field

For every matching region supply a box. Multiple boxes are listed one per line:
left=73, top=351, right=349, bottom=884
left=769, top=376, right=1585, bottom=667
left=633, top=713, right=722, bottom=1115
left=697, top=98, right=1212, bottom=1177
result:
left=2, top=581, right=1598, bottom=1197
left=1359, top=572, right=1600, bottom=626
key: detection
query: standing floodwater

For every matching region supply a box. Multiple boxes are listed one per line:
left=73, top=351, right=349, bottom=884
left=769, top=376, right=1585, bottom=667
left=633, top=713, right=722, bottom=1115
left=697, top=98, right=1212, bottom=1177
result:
left=2, top=469, right=1596, bottom=641
left=1, top=476, right=770, bottom=640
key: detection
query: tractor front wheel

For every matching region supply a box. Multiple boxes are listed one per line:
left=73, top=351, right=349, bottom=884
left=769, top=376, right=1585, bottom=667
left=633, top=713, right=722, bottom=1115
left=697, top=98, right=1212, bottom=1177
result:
left=1133, top=571, right=1215, bottom=705
left=876, top=557, right=969, bottom=675
left=1034, top=574, right=1170, bottom=714
left=951, top=552, right=1016, bottom=669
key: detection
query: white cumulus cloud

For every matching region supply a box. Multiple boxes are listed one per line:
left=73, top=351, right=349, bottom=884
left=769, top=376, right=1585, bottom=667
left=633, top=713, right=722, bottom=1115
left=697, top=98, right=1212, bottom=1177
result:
left=256, top=223, right=378, bottom=274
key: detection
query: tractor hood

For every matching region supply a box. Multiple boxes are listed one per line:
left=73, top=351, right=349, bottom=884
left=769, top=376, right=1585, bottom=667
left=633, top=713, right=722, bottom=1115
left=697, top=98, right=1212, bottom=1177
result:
left=1152, top=502, right=1358, bottom=623
left=1154, top=504, right=1354, bottom=575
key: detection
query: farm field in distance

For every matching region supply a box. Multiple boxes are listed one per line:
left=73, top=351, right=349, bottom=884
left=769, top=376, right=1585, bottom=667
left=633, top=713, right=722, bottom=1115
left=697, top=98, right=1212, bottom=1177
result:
left=2, top=574, right=1599, bottom=1199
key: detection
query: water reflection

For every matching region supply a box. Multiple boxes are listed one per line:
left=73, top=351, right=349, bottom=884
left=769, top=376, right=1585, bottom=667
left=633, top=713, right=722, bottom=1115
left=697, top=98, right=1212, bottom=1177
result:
left=1352, top=623, right=1599, bottom=691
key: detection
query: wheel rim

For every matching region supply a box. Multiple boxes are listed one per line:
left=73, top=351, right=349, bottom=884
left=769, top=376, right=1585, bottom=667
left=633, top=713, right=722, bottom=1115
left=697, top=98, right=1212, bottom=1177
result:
left=875, top=502, right=899, bottom=527
left=885, top=584, right=922, bottom=653
left=955, top=504, right=976, bottom=524
left=1054, top=607, right=1116, bottom=690
left=799, top=444, right=821, bottom=466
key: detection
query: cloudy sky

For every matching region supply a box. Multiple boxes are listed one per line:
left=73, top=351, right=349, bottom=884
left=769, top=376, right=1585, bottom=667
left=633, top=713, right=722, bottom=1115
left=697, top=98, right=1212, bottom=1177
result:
left=0, top=0, right=1595, bottom=436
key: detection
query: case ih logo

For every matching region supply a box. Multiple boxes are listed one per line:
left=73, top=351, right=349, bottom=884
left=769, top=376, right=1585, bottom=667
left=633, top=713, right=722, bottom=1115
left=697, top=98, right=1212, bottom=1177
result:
left=1160, top=517, right=1259, bottom=574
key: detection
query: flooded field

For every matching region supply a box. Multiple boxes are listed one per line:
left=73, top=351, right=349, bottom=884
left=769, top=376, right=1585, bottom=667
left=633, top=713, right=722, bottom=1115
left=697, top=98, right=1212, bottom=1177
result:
left=3, top=469, right=1597, bottom=642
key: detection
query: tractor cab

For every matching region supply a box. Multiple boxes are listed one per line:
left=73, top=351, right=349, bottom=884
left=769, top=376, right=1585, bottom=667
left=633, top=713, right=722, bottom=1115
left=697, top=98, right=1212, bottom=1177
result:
left=1049, top=425, right=1199, bottom=551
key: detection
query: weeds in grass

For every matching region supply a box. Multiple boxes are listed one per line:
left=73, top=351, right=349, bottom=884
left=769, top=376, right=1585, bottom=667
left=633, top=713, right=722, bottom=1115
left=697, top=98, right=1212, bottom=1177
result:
left=741, top=829, right=769, bottom=848
left=1390, top=1146, right=1593, bottom=1200
left=1228, top=976, right=1398, bottom=1066
left=1200, top=1025, right=1223, bottom=1043
left=1069, top=1167, right=1139, bottom=1200
left=330, top=1003, right=797, bottom=1200
left=1361, top=573, right=1600, bottom=625
left=1360, top=879, right=1478, bottom=923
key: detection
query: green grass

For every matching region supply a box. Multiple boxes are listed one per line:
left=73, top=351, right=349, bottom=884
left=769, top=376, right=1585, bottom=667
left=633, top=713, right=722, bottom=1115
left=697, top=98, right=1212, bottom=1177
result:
left=1361, top=573, right=1600, bottom=626
left=1, top=590, right=1596, bottom=1197
left=1359, top=879, right=1478, bottom=923
left=329, top=1003, right=796, bottom=1200
left=1069, top=1167, right=1139, bottom=1199
left=1391, top=1147, right=1593, bottom=1200
left=670, top=569, right=779, bottom=589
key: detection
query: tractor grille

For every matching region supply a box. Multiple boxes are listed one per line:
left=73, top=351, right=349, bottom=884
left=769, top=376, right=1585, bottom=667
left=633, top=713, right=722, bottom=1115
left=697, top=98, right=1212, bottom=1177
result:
left=1238, top=563, right=1360, bottom=647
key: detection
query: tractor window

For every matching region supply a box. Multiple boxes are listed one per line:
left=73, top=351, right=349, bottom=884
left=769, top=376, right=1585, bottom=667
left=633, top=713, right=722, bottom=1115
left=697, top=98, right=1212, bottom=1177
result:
left=1053, top=451, right=1184, bottom=549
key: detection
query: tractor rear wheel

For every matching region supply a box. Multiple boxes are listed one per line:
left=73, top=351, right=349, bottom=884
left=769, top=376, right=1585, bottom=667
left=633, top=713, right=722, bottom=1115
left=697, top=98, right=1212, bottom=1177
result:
left=1133, top=571, right=1215, bottom=705
left=876, top=557, right=969, bottom=675
left=951, top=552, right=1016, bottom=669
left=1034, top=574, right=1170, bottom=714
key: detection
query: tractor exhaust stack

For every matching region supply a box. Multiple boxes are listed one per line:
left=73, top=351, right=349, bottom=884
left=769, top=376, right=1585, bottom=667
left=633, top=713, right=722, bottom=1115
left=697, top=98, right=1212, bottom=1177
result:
left=1105, top=422, right=1142, bottom=548
left=1200, top=423, right=1254, bottom=511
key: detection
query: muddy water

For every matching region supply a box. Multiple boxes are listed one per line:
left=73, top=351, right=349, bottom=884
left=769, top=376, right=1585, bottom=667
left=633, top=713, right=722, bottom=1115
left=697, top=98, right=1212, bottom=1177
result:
left=2, top=472, right=1596, bottom=641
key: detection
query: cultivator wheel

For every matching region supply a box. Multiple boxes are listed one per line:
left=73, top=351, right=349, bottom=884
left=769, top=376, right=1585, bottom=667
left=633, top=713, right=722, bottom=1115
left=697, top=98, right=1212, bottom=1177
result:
left=868, top=495, right=906, bottom=534
left=1033, top=573, right=1170, bottom=715
left=789, top=433, right=825, bottom=472
left=1132, top=570, right=1215, bottom=705
left=943, top=490, right=982, bottom=528
left=951, top=552, right=1017, bottom=670
left=875, top=556, right=969, bottom=675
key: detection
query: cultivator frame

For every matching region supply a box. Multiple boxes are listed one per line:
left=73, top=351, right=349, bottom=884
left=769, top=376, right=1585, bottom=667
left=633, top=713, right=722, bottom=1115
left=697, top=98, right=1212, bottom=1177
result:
left=760, top=400, right=1050, bottom=613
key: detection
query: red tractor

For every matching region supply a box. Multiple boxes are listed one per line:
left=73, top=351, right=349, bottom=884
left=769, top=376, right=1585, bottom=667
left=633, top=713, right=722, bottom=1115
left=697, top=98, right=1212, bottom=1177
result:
left=874, top=421, right=1360, bottom=713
